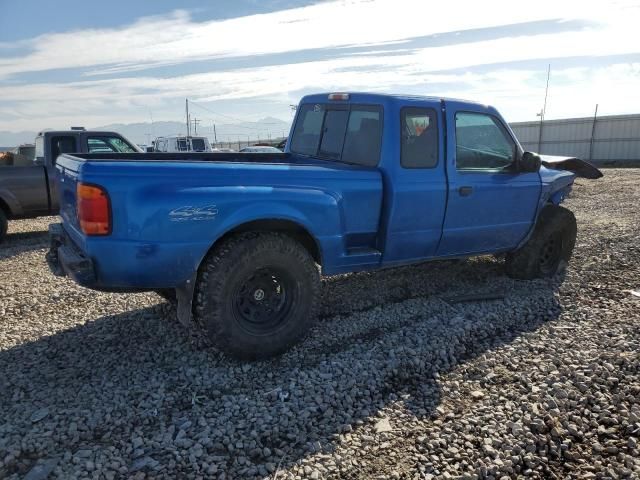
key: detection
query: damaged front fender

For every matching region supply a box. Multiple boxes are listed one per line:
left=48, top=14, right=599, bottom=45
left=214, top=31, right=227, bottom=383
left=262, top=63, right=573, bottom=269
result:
left=539, top=154, right=603, bottom=179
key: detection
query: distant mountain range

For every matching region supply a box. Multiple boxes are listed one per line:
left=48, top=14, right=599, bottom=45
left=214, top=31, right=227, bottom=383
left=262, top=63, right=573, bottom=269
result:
left=0, top=117, right=291, bottom=147
left=0, top=131, right=38, bottom=148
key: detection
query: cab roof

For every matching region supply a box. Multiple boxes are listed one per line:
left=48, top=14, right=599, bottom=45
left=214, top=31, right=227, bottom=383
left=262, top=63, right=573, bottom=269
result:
left=36, top=130, right=124, bottom=137
left=300, top=92, right=489, bottom=109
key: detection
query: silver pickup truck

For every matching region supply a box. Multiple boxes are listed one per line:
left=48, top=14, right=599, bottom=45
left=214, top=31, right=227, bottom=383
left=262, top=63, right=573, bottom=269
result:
left=0, top=129, right=140, bottom=242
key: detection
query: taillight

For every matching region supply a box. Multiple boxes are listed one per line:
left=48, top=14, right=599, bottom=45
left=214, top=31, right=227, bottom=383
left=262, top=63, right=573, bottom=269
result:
left=77, top=183, right=111, bottom=235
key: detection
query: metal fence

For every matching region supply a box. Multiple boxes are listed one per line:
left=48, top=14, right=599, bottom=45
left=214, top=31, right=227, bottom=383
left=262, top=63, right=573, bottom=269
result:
left=510, top=113, right=640, bottom=166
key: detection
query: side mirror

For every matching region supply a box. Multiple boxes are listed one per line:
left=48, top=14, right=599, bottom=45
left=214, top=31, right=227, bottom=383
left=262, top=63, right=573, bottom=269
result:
left=519, top=151, right=541, bottom=173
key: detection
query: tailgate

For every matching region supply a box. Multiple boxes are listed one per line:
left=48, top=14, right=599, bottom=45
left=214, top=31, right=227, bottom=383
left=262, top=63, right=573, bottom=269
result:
left=56, top=154, right=83, bottom=232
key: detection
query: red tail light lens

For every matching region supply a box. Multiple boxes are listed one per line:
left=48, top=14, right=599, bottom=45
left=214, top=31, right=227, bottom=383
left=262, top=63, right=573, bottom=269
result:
left=77, top=183, right=111, bottom=235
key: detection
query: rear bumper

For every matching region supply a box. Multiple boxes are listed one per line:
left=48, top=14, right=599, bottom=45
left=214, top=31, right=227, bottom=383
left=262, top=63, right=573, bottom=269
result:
left=47, top=223, right=97, bottom=287
left=47, top=223, right=195, bottom=293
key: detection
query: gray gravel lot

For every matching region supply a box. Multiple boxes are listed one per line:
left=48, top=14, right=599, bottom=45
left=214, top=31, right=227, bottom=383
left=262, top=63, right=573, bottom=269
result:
left=1, top=169, right=639, bottom=479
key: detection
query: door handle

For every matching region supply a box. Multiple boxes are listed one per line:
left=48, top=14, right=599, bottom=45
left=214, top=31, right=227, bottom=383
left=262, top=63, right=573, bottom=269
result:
left=458, top=186, right=473, bottom=197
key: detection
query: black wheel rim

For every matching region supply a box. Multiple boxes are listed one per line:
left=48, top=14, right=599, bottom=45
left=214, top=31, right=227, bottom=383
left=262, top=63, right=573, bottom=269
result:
left=232, top=267, right=295, bottom=335
left=539, top=232, right=563, bottom=275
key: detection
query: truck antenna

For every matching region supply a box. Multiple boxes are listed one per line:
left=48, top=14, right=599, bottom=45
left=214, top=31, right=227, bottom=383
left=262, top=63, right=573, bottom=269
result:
left=542, top=64, right=551, bottom=119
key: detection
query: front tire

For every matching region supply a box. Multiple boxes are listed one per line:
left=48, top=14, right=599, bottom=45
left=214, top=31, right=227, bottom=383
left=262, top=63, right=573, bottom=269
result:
left=194, top=232, right=320, bottom=360
left=505, top=205, right=577, bottom=280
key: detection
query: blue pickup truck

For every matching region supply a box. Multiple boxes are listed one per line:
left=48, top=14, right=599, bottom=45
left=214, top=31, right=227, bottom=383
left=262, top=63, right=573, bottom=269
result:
left=48, top=93, right=601, bottom=359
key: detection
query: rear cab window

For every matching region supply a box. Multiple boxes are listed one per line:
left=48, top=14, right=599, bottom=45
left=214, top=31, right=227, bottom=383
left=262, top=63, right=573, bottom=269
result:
left=177, top=138, right=188, bottom=151
left=191, top=138, right=206, bottom=151
left=290, top=103, right=382, bottom=167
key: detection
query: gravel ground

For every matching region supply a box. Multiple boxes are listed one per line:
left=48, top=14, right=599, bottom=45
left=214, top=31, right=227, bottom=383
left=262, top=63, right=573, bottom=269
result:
left=1, top=169, right=639, bottom=480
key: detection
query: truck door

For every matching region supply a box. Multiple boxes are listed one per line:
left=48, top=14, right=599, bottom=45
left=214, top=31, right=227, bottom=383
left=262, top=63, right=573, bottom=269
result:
left=382, top=105, right=448, bottom=262
left=47, top=135, right=78, bottom=212
left=437, top=102, right=541, bottom=256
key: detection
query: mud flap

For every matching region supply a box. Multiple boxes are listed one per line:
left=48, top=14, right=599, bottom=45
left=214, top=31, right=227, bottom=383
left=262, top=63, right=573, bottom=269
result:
left=175, top=273, right=197, bottom=327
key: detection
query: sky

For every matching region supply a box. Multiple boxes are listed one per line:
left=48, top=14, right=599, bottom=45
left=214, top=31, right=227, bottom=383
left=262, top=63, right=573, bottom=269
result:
left=1, top=0, right=639, bottom=139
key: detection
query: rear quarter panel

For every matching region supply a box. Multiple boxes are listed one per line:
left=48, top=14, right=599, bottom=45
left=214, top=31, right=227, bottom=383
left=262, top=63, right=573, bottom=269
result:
left=68, top=159, right=382, bottom=288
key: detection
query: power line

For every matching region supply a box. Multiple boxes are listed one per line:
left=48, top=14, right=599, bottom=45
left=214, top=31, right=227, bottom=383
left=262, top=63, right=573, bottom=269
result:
left=190, top=100, right=286, bottom=125
left=187, top=99, right=287, bottom=129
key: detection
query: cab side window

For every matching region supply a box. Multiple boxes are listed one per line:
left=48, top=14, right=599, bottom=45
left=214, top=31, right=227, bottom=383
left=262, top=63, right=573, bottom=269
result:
left=51, top=136, right=77, bottom=164
left=341, top=107, right=382, bottom=167
left=401, top=107, right=439, bottom=168
left=455, top=113, right=516, bottom=170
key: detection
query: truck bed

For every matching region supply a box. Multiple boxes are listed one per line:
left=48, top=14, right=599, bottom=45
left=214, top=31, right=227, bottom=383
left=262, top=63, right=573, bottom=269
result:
left=66, top=152, right=295, bottom=164
left=62, top=152, right=380, bottom=171
left=55, top=151, right=384, bottom=286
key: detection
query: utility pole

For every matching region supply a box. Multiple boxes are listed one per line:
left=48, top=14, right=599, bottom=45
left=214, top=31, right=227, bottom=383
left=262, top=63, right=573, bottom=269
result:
left=212, top=122, right=218, bottom=144
left=185, top=99, right=191, bottom=137
left=588, top=104, right=599, bottom=162
left=192, top=117, right=201, bottom=135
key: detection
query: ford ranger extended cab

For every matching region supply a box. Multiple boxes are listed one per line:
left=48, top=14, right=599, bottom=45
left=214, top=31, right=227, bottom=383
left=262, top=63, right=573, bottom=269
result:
left=0, top=129, right=139, bottom=242
left=47, top=93, right=602, bottom=359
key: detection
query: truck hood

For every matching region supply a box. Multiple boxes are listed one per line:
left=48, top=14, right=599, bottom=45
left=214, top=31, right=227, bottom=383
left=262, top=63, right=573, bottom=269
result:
left=537, top=154, right=603, bottom=206
left=539, top=154, right=603, bottom=179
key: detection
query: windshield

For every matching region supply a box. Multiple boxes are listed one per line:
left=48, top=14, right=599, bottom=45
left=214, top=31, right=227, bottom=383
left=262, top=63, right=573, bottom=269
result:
left=290, top=103, right=382, bottom=167
left=18, top=145, right=36, bottom=159
left=87, top=136, right=138, bottom=153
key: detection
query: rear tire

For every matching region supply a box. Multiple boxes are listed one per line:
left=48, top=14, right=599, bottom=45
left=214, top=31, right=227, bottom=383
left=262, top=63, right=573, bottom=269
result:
left=505, top=205, right=577, bottom=280
left=194, top=232, right=320, bottom=360
left=0, top=209, right=7, bottom=243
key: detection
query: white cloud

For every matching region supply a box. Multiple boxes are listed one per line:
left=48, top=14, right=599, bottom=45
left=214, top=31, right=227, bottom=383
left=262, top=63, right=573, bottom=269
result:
left=1, top=0, right=640, bottom=132
left=0, top=0, right=634, bottom=79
